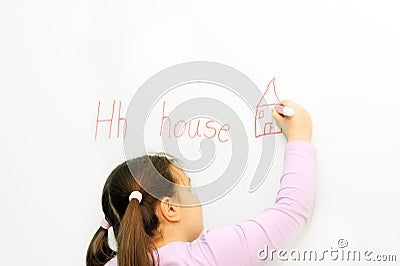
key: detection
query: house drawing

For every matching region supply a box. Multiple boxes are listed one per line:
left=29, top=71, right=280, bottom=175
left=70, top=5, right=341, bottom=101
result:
left=254, top=77, right=283, bottom=138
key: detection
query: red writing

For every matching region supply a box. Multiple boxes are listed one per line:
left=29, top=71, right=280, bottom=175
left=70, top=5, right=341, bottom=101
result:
left=95, top=100, right=127, bottom=140
left=160, top=101, right=230, bottom=143
left=255, top=78, right=283, bottom=138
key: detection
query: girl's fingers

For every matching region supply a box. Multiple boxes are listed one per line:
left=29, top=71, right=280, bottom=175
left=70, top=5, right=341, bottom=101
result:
left=271, top=107, right=284, bottom=125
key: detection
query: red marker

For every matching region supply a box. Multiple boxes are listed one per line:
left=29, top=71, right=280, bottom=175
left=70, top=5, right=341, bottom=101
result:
left=274, top=105, right=295, bottom=117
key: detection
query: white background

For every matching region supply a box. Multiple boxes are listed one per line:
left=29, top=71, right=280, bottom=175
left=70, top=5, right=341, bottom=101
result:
left=1, top=1, right=399, bottom=265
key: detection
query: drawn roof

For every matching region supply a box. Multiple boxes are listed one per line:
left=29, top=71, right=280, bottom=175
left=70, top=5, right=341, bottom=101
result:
left=256, top=77, right=280, bottom=108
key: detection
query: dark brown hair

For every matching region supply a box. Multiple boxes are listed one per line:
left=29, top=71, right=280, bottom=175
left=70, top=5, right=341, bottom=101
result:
left=86, top=154, right=179, bottom=266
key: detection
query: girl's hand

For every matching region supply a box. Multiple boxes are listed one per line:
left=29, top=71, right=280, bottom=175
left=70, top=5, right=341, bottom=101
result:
left=271, top=99, right=313, bottom=143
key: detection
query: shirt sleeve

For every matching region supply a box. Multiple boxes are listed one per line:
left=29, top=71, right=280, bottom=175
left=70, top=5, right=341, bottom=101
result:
left=190, top=140, right=317, bottom=266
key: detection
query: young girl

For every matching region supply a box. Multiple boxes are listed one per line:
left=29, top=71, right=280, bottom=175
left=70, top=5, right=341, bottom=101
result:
left=86, top=99, right=316, bottom=266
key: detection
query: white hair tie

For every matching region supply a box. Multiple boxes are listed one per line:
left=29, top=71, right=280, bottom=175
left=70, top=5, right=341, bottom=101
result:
left=101, top=218, right=111, bottom=230
left=129, top=190, right=142, bottom=204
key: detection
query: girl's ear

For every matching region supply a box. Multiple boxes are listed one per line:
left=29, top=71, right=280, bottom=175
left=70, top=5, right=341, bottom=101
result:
left=157, top=196, right=181, bottom=222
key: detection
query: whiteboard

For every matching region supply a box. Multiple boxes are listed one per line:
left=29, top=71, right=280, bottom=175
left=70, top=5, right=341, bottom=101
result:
left=1, top=1, right=399, bottom=265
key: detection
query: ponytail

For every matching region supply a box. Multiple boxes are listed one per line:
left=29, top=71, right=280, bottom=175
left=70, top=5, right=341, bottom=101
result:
left=86, top=226, right=116, bottom=266
left=117, top=199, right=159, bottom=266
left=87, top=155, right=177, bottom=266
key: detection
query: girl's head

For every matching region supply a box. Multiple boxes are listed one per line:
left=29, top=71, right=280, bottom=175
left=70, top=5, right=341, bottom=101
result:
left=86, top=154, right=203, bottom=266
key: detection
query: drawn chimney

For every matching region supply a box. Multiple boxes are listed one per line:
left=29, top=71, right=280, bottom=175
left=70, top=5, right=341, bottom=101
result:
left=254, top=77, right=283, bottom=138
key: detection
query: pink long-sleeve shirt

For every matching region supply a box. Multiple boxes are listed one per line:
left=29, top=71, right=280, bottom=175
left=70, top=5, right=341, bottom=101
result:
left=105, top=140, right=316, bottom=265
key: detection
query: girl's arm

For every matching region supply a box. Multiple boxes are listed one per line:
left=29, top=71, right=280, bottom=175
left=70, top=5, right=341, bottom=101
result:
left=189, top=100, right=316, bottom=265
left=197, top=140, right=316, bottom=265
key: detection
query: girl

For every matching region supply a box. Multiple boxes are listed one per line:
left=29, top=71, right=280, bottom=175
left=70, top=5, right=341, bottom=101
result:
left=86, top=99, right=316, bottom=266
